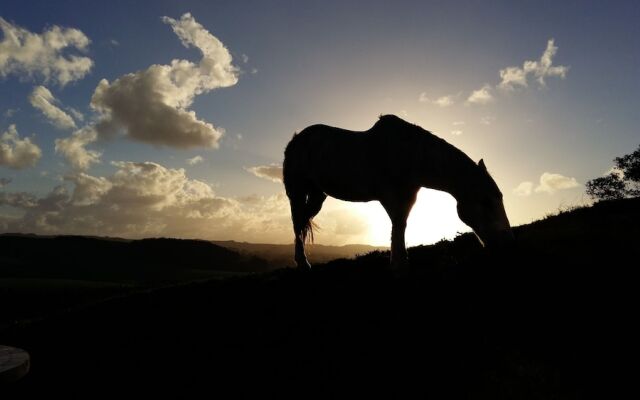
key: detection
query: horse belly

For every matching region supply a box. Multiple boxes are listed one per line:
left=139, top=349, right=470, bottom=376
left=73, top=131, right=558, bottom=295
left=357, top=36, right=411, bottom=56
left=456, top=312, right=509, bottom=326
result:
left=305, top=130, right=381, bottom=202
left=324, top=185, right=376, bottom=202
left=313, top=174, right=378, bottom=202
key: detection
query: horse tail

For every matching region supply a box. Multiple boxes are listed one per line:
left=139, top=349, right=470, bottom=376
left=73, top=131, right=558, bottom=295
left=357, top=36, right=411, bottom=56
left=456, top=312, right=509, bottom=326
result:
left=283, top=132, right=317, bottom=243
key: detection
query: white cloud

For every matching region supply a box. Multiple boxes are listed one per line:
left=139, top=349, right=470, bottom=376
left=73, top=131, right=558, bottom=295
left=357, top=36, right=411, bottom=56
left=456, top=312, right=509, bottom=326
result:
left=0, top=162, right=264, bottom=240
left=246, top=164, right=283, bottom=183
left=67, top=107, right=84, bottom=122
left=241, top=54, right=249, bottom=63
left=65, top=172, right=112, bottom=206
left=0, top=124, right=41, bottom=169
left=4, top=108, right=18, bottom=118
left=480, top=116, right=496, bottom=125
left=186, top=155, right=204, bottom=165
left=534, top=172, right=580, bottom=194
left=513, top=181, right=534, bottom=196
left=0, top=191, right=38, bottom=208
left=466, top=84, right=493, bottom=105
left=0, top=17, right=93, bottom=86
left=451, top=130, right=463, bottom=136
left=418, top=93, right=454, bottom=107
left=29, top=85, right=77, bottom=130
left=54, top=126, right=101, bottom=171
left=499, top=39, right=569, bottom=91
left=90, top=13, right=239, bottom=148
left=498, top=67, right=528, bottom=90
left=452, top=121, right=465, bottom=126
left=434, top=95, right=454, bottom=107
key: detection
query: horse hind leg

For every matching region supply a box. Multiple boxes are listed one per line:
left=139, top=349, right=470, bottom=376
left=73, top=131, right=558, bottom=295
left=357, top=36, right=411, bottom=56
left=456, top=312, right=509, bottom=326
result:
left=289, top=191, right=312, bottom=270
left=381, top=190, right=418, bottom=271
left=288, top=186, right=326, bottom=270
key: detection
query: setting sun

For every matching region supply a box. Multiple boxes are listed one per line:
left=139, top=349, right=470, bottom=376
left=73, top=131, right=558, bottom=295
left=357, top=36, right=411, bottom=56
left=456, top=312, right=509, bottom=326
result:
left=349, top=188, right=467, bottom=247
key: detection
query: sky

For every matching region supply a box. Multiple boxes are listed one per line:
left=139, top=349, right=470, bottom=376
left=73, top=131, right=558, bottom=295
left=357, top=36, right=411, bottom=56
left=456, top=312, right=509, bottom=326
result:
left=0, top=0, right=638, bottom=246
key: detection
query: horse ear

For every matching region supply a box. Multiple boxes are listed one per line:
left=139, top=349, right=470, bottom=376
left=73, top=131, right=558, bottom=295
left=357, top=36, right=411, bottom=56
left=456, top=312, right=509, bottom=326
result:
left=478, top=159, right=487, bottom=170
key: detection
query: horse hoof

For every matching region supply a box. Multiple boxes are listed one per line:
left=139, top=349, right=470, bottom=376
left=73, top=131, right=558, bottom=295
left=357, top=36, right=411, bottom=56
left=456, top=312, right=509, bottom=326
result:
left=296, top=261, right=312, bottom=271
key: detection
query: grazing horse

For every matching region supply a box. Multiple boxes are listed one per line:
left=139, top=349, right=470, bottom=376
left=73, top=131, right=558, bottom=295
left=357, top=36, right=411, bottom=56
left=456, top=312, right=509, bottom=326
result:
left=283, top=115, right=513, bottom=270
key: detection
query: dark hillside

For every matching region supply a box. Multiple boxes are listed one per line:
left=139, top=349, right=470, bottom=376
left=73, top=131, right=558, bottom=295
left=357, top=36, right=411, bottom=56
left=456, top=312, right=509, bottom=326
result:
left=0, top=235, right=270, bottom=282
left=0, top=236, right=269, bottom=327
left=1, top=198, right=637, bottom=398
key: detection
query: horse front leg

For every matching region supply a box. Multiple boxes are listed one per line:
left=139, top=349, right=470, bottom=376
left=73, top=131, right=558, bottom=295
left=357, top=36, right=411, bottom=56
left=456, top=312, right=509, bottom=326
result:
left=390, top=220, right=409, bottom=270
left=381, top=189, right=418, bottom=271
left=294, top=235, right=311, bottom=270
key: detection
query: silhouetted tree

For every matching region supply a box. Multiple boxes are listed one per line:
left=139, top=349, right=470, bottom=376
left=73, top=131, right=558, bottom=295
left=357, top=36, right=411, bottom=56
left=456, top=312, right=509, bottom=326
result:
left=586, top=174, right=626, bottom=200
left=586, top=144, right=640, bottom=200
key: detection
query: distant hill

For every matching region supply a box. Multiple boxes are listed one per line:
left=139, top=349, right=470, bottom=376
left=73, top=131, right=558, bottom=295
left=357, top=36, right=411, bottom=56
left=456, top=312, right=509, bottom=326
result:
left=211, top=240, right=388, bottom=266
left=0, top=235, right=271, bottom=284
left=1, top=198, right=638, bottom=397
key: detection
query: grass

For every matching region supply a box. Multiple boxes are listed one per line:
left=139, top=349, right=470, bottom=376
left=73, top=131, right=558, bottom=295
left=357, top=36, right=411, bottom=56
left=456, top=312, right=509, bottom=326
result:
left=1, top=197, right=637, bottom=398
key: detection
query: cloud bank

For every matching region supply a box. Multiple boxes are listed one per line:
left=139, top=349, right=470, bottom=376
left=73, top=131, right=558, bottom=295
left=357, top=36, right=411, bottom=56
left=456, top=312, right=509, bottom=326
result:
left=0, top=161, right=368, bottom=245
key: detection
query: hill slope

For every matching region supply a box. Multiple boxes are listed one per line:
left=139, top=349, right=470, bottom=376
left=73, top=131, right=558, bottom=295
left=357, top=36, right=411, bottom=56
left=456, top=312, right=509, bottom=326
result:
left=0, top=235, right=271, bottom=283
left=211, top=240, right=388, bottom=266
left=1, top=198, right=638, bottom=398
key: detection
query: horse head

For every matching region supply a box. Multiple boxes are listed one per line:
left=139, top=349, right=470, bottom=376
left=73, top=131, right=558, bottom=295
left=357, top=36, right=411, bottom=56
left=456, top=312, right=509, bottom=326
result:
left=456, top=159, right=514, bottom=248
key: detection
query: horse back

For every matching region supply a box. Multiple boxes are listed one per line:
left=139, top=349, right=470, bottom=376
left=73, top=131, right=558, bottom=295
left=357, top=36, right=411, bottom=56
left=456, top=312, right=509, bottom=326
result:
left=284, top=123, right=426, bottom=201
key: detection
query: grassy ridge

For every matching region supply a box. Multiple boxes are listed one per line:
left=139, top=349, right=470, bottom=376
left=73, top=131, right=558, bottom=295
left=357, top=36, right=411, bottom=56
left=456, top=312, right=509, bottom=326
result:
left=1, top=198, right=638, bottom=398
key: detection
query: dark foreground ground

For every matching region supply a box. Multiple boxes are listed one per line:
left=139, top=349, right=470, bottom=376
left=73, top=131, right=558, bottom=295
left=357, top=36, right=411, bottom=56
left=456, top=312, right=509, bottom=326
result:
left=1, top=198, right=638, bottom=398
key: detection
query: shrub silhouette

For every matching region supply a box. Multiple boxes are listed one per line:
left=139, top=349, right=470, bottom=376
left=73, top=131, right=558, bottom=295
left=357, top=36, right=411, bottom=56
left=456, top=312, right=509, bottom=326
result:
left=586, top=144, right=640, bottom=200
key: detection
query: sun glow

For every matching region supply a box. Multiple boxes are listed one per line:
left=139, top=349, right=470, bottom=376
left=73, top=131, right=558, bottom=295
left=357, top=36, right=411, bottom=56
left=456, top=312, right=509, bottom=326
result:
left=359, top=188, right=470, bottom=247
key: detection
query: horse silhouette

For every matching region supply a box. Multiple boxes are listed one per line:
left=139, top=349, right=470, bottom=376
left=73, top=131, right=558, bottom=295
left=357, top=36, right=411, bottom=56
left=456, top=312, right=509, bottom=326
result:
left=283, top=115, right=513, bottom=270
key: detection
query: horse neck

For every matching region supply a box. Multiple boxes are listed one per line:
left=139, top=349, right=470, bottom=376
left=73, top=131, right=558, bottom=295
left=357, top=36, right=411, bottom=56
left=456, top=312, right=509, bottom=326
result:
left=420, top=139, right=478, bottom=201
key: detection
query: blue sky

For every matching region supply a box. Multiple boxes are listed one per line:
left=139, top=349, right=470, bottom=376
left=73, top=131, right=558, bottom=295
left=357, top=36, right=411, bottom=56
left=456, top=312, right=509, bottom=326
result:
left=1, top=1, right=638, bottom=245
